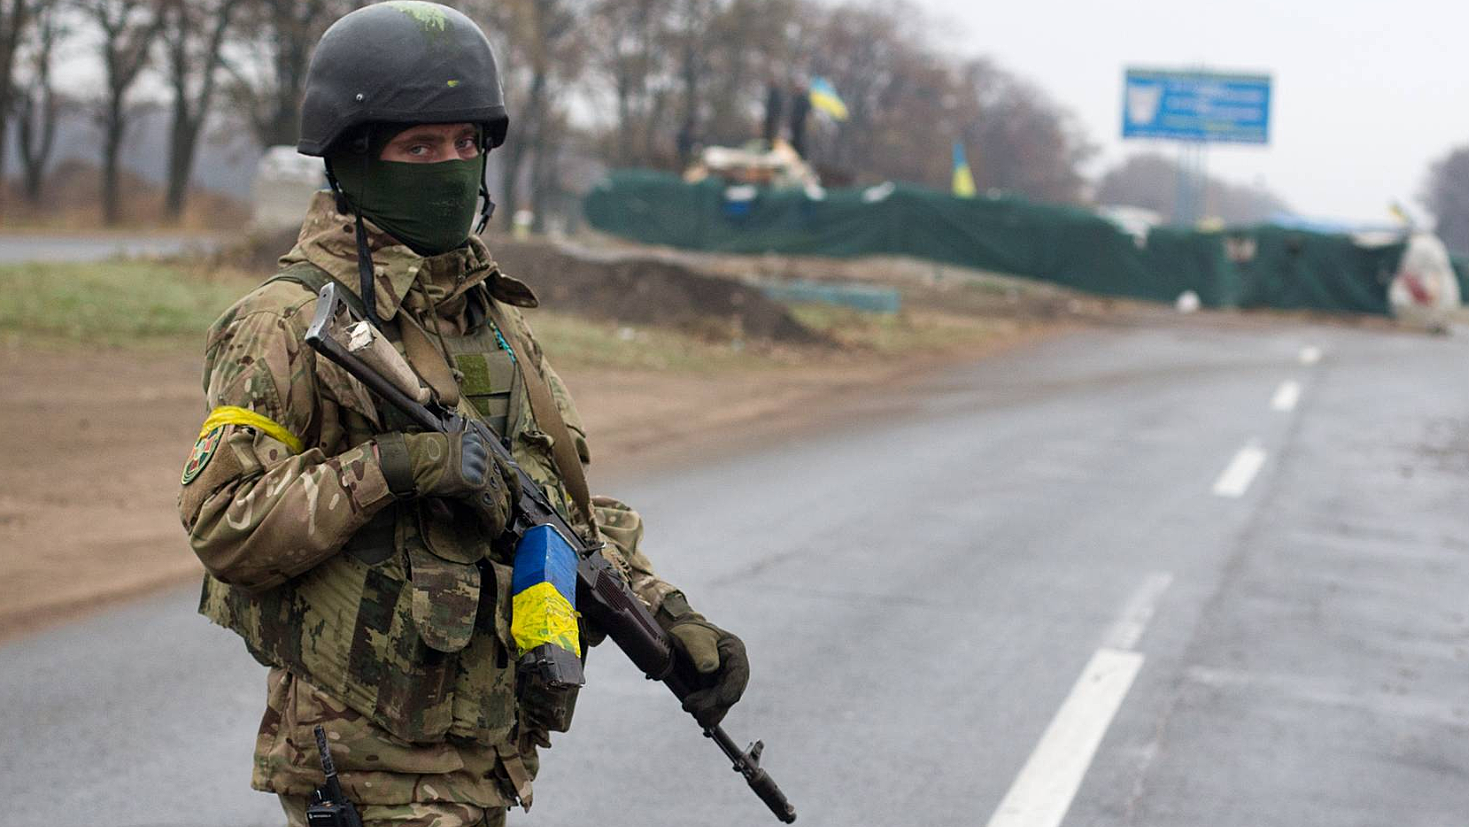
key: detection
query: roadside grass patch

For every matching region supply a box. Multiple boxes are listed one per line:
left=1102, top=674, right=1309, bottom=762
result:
left=787, top=303, right=1018, bottom=354
left=530, top=312, right=790, bottom=373
left=0, top=260, right=241, bottom=347
left=0, top=259, right=1029, bottom=367
left=0, top=260, right=797, bottom=371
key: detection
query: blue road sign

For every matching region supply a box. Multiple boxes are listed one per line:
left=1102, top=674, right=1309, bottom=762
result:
left=1122, top=69, right=1271, bottom=144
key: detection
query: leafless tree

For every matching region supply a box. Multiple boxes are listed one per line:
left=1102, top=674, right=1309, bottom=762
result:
left=676, top=0, right=798, bottom=151
left=0, top=0, right=38, bottom=215
left=1422, top=146, right=1469, bottom=255
left=15, top=0, right=61, bottom=204
left=671, top=0, right=714, bottom=144
left=1097, top=151, right=1288, bottom=224
left=161, top=0, right=241, bottom=220
left=77, top=0, right=163, bottom=225
left=470, top=0, right=584, bottom=230
left=586, top=0, right=674, bottom=166
left=223, top=0, right=347, bottom=148
left=955, top=60, right=1094, bottom=203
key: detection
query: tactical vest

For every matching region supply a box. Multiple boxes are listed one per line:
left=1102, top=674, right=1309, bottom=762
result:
left=199, top=263, right=576, bottom=747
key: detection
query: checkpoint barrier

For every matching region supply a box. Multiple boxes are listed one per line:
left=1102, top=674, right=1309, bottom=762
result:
left=585, top=170, right=1410, bottom=316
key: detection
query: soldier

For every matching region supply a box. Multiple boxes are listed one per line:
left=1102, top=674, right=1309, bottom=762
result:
left=176, top=4, right=749, bottom=825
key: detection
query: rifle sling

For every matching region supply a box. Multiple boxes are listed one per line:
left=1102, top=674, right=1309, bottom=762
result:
left=397, top=311, right=462, bottom=407
left=482, top=297, right=593, bottom=526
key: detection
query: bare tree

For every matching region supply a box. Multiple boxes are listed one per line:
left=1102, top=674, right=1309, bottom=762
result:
left=587, top=0, right=674, bottom=166
left=15, top=0, right=61, bottom=204
left=471, top=0, right=583, bottom=229
left=671, top=0, right=715, bottom=146
left=161, top=0, right=241, bottom=220
left=955, top=60, right=1093, bottom=203
left=1097, top=151, right=1289, bottom=224
left=0, top=0, right=38, bottom=215
left=1422, top=146, right=1469, bottom=256
left=79, top=0, right=163, bottom=225
left=223, top=0, right=346, bottom=148
left=1094, top=152, right=1174, bottom=217
left=700, top=0, right=796, bottom=146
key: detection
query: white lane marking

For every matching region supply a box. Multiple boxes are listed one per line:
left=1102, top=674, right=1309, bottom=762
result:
left=986, top=574, right=1165, bottom=827
left=1211, top=445, right=1268, bottom=498
left=985, top=648, right=1145, bottom=827
left=1298, top=345, right=1322, bottom=365
left=1270, top=379, right=1301, bottom=412
left=1102, top=572, right=1174, bottom=651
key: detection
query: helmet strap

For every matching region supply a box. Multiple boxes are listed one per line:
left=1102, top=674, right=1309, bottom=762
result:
left=323, top=155, right=382, bottom=330
left=475, top=138, right=494, bottom=235
left=476, top=182, right=495, bottom=235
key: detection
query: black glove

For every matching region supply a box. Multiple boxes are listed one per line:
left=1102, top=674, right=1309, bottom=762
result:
left=657, top=592, right=750, bottom=728
left=376, top=429, right=517, bottom=537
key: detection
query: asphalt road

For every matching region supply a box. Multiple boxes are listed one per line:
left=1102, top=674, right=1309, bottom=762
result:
left=0, top=234, right=218, bottom=263
left=3, top=316, right=1466, bottom=827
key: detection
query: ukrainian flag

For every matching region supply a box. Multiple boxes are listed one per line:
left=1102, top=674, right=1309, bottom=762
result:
left=952, top=141, right=976, bottom=198
left=809, top=77, right=849, bottom=121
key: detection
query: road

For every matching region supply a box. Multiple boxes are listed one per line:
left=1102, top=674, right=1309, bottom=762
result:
left=0, top=234, right=219, bottom=263
left=2, top=316, right=1466, bottom=827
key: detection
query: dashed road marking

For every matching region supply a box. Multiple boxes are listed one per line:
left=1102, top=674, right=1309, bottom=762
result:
left=985, top=649, right=1145, bottom=827
left=1212, top=445, right=1268, bottom=498
left=1270, top=380, right=1301, bottom=412
left=1103, top=572, right=1174, bottom=651
left=1299, top=345, right=1322, bottom=365
left=985, top=574, right=1168, bottom=827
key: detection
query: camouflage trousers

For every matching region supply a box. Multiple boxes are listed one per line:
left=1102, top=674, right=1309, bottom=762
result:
left=280, top=796, right=507, bottom=827
left=253, top=667, right=525, bottom=807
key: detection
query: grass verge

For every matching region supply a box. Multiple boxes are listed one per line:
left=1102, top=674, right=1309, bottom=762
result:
left=787, top=303, right=1023, bottom=354
left=0, top=260, right=801, bottom=371
left=0, top=258, right=1033, bottom=368
left=0, top=261, right=241, bottom=348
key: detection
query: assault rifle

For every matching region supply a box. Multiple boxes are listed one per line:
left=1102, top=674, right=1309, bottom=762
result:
left=304, top=281, right=797, bottom=824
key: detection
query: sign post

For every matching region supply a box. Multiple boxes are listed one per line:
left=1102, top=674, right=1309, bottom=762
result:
left=1121, top=68, right=1272, bottom=225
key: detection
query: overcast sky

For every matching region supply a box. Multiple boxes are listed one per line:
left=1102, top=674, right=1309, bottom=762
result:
left=913, top=0, right=1469, bottom=223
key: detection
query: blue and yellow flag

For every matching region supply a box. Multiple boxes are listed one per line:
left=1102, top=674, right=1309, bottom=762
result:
left=809, top=77, right=849, bottom=121
left=952, top=141, right=976, bottom=198
left=511, top=525, right=581, bottom=658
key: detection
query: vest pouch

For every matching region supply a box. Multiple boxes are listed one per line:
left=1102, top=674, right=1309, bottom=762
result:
left=200, top=551, right=460, bottom=745
left=448, top=559, right=519, bottom=746
left=405, top=501, right=485, bottom=654
left=518, top=662, right=580, bottom=736
left=454, top=349, right=517, bottom=436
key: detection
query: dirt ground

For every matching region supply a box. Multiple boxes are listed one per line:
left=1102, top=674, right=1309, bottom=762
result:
left=0, top=326, right=1058, bottom=641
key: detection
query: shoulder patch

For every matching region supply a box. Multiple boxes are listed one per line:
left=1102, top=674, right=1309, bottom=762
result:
left=182, top=426, right=225, bottom=485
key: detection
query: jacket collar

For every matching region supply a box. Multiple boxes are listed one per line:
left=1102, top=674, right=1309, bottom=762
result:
left=278, top=191, right=502, bottom=321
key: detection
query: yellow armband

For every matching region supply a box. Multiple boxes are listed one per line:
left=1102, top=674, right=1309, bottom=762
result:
left=198, top=405, right=304, bottom=455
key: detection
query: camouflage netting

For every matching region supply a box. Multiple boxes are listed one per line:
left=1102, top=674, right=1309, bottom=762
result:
left=584, top=170, right=1410, bottom=315
left=1451, top=256, right=1469, bottom=300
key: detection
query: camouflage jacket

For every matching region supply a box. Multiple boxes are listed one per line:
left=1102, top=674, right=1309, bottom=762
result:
left=178, top=192, right=675, bottom=806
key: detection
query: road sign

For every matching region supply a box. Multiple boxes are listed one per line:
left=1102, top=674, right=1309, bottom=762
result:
left=1122, top=69, right=1271, bottom=144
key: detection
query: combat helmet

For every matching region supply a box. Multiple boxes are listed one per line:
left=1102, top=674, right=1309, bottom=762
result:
left=297, top=1, right=508, bottom=327
left=298, top=1, right=508, bottom=156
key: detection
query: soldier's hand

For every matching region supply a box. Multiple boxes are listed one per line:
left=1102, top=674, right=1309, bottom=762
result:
left=657, top=592, right=750, bottom=728
left=377, top=430, right=517, bottom=536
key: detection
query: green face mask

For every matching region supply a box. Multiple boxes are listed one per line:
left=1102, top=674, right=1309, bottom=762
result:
left=331, top=153, right=485, bottom=256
